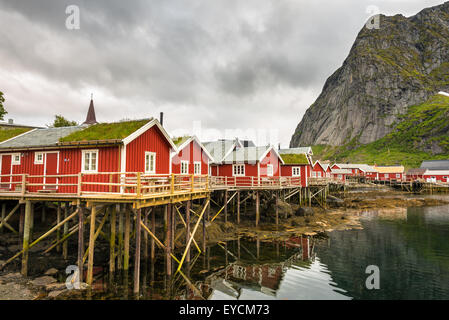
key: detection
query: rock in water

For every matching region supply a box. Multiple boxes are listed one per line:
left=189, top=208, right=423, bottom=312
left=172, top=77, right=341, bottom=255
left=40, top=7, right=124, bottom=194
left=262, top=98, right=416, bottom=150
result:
left=290, top=2, right=449, bottom=147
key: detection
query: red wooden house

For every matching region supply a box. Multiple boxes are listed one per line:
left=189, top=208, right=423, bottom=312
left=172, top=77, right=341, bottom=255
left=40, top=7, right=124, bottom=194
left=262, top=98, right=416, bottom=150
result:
left=330, top=168, right=352, bottom=182
left=422, top=170, right=449, bottom=183
left=0, top=100, right=176, bottom=194
left=312, top=161, right=327, bottom=178
left=171, top=135, right=213, bottom=175
left=278, top=150, right=312, bottom=187
left=374, top=166, right=405, bottom=181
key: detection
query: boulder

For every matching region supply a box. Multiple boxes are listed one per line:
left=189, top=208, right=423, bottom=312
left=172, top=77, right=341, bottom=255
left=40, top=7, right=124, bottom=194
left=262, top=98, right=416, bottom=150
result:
left=295, top=207, right=315, bottom=217
left=44, top=268, right=59, bottom=276
left=31, top=276, right=56, bottom=287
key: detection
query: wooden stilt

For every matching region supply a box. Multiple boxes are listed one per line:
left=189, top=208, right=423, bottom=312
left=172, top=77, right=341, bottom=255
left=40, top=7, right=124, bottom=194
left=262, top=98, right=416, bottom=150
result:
left=0, top=203, right=5, bottom=234
left=21, top=200, right=32, bottom=277
left=41, top=202, right=46, bottom=223
left=202, top=198, right=208, bottom=253
left=124, top=207, right=130, bottom=271
left=171, top=203, right=175, bottom=250
left=117, top=205, right=123, bottom=270
left=77, top=204, right=84, bottom=284
left=185, top=200, right=191, bottom=263
left=151, top=207, right=155, bottom=261
left=224, top=191, right=228, bottom=223
left=109, top=205, right=116, bottom=274
left=56, top=202, right=61, bottom=252
left=143, top=208, right=149, bottom=261
left=63, top=203, right=69, bottom=260
left=87, top=205, right=97, bottom=286
left=275, top=191, right=279, bottom=226
left=256, top=191, right=260, bottom=227
left=29, top=203, right=34, bottom=242
left=237, top=191, right=240, bottom=224
left=133, top=208, right=141, bottom=295
left=166, top=204, right=172, bottom=277
left=18, top=204, right=25, bottom=246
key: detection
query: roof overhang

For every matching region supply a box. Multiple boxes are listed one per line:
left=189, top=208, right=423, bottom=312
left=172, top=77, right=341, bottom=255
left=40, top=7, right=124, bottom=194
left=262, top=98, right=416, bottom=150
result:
left=122, top=118, right=177, bottom=151
left=170, top=135, right=214, bottom=161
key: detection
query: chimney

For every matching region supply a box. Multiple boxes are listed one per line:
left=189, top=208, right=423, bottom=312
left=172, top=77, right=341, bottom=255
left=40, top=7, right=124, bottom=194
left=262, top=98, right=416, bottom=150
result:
left=8, top=119, right=13, bottom=124
left=83, top=96, right=98, bottom=125
left=160, top=112, right=164, bottom=126
left=278, top=143, right=280, bottom=151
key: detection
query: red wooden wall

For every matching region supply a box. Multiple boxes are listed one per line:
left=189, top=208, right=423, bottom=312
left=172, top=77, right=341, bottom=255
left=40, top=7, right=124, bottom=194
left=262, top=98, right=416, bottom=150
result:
left=172, top=140, right=209, bottom=175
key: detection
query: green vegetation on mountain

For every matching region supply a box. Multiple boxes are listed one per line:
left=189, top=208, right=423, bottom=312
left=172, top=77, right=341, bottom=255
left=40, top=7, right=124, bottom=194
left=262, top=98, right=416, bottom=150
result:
left=312, top=94, right=449, bottom=168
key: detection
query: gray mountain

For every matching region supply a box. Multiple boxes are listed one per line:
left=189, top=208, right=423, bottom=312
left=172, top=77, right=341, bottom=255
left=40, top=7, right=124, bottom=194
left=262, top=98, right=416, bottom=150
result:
left=290, top=2, right=449, bottom=147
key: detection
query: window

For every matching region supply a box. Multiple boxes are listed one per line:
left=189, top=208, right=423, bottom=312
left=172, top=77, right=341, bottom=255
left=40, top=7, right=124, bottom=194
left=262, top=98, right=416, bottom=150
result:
left=312, top=171, right=316, bottom=178
left=34, top=152, right=44, bottom=164
left=267, top=164, right=273, bottom=177
left=145, top=152, right=156, bottom=174
left=317, top=172, right=322, bottom=178
left=396, top=174, right=400, bottom=178
left=181, top=161, right=189, bottom=174
left=385, top=174, right=389, bottom=178
left=12, top=153, right=21, bottom=165
left=292, top=167, right=301, bottom=177
left=82, top=150, right=98, bottom=173
left=194, top=161, right=201, bottom=175
left=233, top=164, right=245, bottom=176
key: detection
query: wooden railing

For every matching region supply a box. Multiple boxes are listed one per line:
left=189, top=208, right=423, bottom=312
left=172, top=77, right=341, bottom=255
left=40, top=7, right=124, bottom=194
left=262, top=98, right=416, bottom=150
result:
left=0, top=173, right=209, bottom=198
left=210, top=176, right=302, bottom=188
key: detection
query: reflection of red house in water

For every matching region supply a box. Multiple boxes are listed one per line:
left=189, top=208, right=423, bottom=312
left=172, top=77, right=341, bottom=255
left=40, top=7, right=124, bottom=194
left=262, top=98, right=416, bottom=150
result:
left=225, top=264, right=284, bottom=295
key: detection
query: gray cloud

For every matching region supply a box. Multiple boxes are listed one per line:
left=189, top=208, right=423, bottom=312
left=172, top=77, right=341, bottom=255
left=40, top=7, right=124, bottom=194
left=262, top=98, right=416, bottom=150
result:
left=0, top=0, right=444, bottom=146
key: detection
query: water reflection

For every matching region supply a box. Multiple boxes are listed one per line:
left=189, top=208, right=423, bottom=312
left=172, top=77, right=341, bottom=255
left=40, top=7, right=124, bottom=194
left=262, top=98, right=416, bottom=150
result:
left=73, top=204, right=449, bottom=300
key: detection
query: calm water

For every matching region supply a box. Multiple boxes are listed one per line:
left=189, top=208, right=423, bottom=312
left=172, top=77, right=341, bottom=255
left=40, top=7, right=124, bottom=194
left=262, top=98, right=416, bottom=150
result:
left=78, top=204, right=449, bottom=300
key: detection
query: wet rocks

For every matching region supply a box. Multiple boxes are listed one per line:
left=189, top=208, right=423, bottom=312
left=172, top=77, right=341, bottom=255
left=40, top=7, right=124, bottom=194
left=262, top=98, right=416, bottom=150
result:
left=44, top=268, right=59, bottom=276
left=295, top=207, right=314, bottom=217
left=30, top=276, right=56, bottom=287
left=45, top=282, right=66, bottom=292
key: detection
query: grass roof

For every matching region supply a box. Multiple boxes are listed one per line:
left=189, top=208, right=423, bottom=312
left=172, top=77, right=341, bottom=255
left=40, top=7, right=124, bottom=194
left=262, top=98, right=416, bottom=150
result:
left=172, top=136, right=191, bottom=147
left=59, top=119, right=150, bottom=142
left=0, top=128, right=32, bottom=143
left=280, top=153, right=309, bottom=165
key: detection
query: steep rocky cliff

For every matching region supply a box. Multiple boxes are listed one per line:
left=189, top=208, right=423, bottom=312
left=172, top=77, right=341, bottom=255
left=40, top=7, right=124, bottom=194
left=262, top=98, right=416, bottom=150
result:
left=290, top=2, right=449, bottom=147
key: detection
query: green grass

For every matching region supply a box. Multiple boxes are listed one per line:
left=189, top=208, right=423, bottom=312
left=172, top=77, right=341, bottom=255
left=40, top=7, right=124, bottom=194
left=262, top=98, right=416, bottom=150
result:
left=313, top=94, right=449, bottom=169
left=280, top=153, right=309, bottom=165
left=0, top=128, right=32, bottom=143
left=60, top=119, right=150, bottom=142
left=172, top=136, right=191, bottom=147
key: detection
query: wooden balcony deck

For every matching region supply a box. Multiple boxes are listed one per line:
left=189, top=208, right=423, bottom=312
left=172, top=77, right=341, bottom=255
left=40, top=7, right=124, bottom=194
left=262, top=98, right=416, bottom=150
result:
left=209, top=176, right=304, bottom=190
left=0, top=173, right=210, bottom=207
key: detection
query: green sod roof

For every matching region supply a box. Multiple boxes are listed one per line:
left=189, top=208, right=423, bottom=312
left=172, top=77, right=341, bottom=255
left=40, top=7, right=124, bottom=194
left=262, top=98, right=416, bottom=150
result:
left=59, top=119, right=151, bottom=142
left=280, top=153, right=309, bottom=165
left=0, top=128, right=32, bottom=143
left=172, top=136, right=191, bottom=147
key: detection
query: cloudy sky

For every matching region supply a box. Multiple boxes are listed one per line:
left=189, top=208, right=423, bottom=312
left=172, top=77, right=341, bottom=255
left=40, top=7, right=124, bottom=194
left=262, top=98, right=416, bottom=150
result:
left=0, top=0, right=445, bottom=147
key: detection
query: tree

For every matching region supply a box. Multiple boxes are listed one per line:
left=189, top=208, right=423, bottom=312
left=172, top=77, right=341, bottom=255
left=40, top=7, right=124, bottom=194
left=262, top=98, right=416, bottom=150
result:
left=51, top=115, right=78, bottom=127
left=0, top=91, right=7, bottom=121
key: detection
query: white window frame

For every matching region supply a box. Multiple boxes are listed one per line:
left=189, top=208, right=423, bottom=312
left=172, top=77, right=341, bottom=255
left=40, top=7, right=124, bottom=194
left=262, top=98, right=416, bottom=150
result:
left=34, top=152, right=44, bottom=165
left=233, top=164, right=245, bottom=177
left=317, top=171, right=322, bottom=178
left=385, top=174, right=389, bottom=178
left=194, top=161, right=201, bottom=175
left=181, top=160, right=189, bottom=175
left=12, top=153, right=21, bottom=165
left=145, top=152, right=156, bottom=174
left=292, top=167, right=301, bottom=177
left=81, top=149, right=99, bottom=173
left=396, top=174, right=400, bottom=178
left=267, top=164, right=273, bottom=177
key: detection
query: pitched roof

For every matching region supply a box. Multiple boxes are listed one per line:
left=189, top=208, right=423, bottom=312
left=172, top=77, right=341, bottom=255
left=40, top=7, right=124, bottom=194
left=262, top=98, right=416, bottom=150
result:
left=279, top=147, right=313, bottom=155
left=0, top=128, right=33, bottom=143
left=222, top=145, right=283, bottom=164
left=420, top=160, right=449, bottom=170
left=60, top=119, right=150, bottom=143
left=375, top=166, right=405, bottom=174
left=172, top=136, right=191, bottom=147
left=333, top=163, right=377, bottom=172
left=171, top=135, right=213, bottom=161
left=423, top=169, right=449, bottom=175
left=279, top=153, right=309, bottom=165
left=407, top=168, right=426, bottom=175
left=0, top=126, right=85, bottom=149
left=331, top=169, right=352, bottom=175
left=203, top=140, right=239, bottom=164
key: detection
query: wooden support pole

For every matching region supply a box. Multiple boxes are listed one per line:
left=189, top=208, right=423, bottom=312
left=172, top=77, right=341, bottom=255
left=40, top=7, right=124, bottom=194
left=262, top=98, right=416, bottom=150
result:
left=0, top=203, right=5, bottom=234
left=143, top=208, right=149, bottom=261
left=87, top=205, right=97, bottom=286
left=224, top=191, right=228, bottom=223
left=29, top=203, right=34, bottom=242
left=63, top=203, right=69, bottom=260
left=21, top=200, right=32, bottom=277
left=256, top=191, right=260, bottom=227
left=185, top=200, right=191, bottom=263
left=117, top=205, right=123, bottom=270
left=134, top=208, right=141, bottom=295
left=124, top=207, right=130, bottom=271
left=151, top=207, right=155, bottom=261
left=172, top=203, right=175, bottom=250
left=166, top=204, right=172, bottom=277
left=56, top=202, right=61, bottom=252
left=275, top=191, right=279, bottom=226
left=237, top=191, right=240, bottom=225
left=202, top=199, right=207, bottom=253
left=77, top=204, right=84, bottom=284
left=41, top=202, right=46, bottom=223
left=109, top=205, right=116, bottom=274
